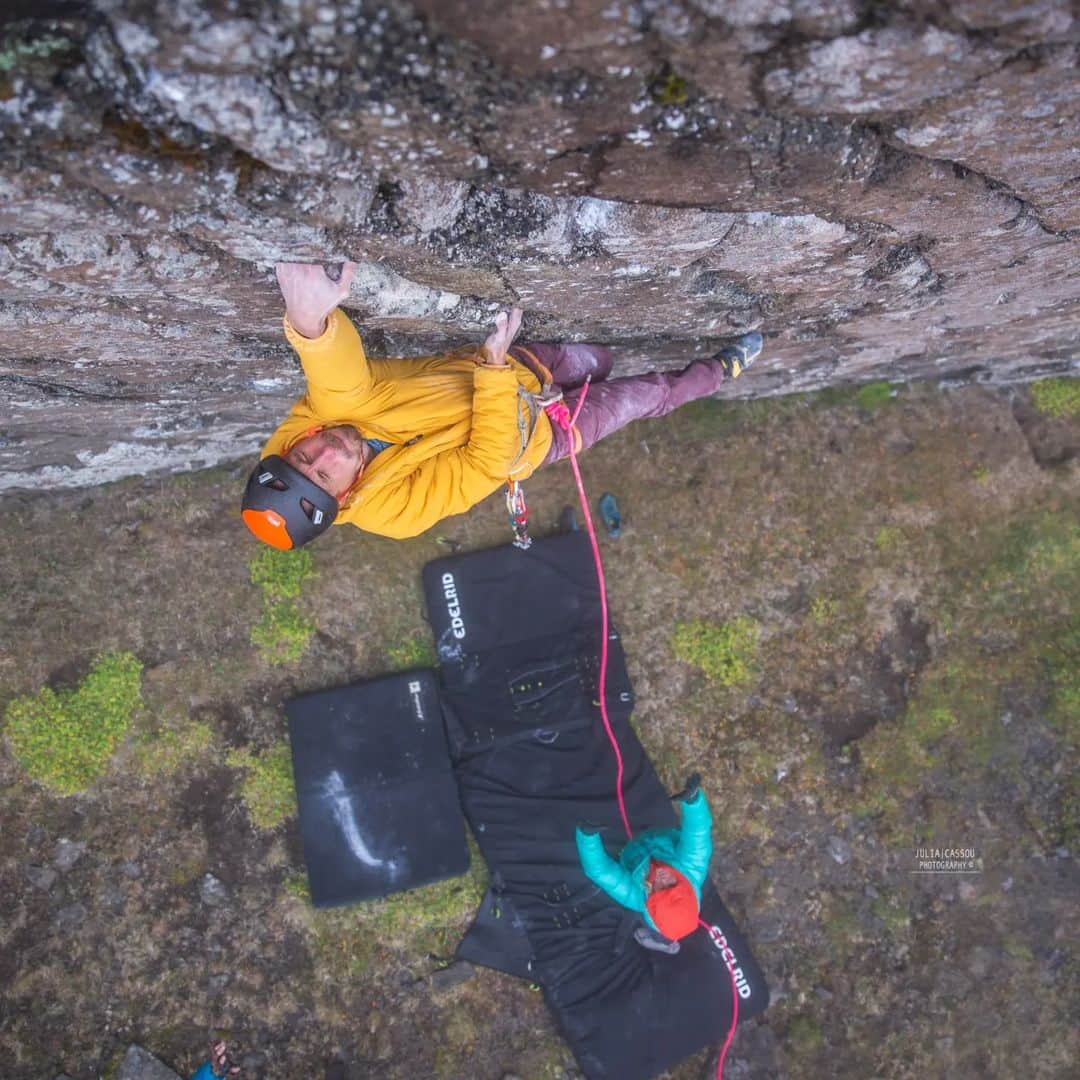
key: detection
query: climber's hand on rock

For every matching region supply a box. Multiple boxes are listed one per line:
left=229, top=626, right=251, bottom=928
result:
left=480, top=307, right=523, bottom=367
left=276, top=260, right=358, bottom=339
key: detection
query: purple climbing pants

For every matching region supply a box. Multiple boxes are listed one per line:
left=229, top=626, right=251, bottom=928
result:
left=510, top=343, right=726, bottom=465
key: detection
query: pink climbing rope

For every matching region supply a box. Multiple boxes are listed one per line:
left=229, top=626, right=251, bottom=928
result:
left=701, top=918, right=741, bottom=1080
left=547, top=381, right=632, bottom=840
left=546, top=381, right=738, bottom=1080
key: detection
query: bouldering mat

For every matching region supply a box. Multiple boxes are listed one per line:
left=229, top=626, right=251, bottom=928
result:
left=423, top=533, right=769, bottom=1080
left=286, top=668, right=469, bottom=908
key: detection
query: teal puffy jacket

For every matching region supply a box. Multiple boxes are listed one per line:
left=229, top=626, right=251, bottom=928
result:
left=575, top=790, right=713, bottom=933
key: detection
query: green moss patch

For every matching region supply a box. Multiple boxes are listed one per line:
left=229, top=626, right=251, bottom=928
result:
left=3, top=651, right=142, bottom=794
left=854, top=381, right=896, bottom=411
left=809, top=595, right=838, bottom=626
left=131, top=718, right=213, bottom=777
left=672, top=617, right=759, bottom=686
left=1030, top=377, right=1080, bottom=419
left=808, top=380, right=896, bottom=411
left=972, top=512, right=1079, bottom=616
left=649, top=67, right=689, bottom=106
left=249, top=548, right=318, bottom=664
left=251, top=600, right=317, bottom=665
left=249, top=546, right=315, bottom=601
left=227, top=742, right=297, bottom=829
left=861, top=664, right=993, bottom=801
left=386, top=632, right=436, bottom=670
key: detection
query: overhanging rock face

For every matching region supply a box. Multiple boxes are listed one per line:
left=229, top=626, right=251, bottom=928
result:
left=0, top=0, right=1077, bottom=490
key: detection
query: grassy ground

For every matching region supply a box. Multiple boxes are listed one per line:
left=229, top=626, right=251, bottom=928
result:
left=0, top=380, right=1077, bottom=1079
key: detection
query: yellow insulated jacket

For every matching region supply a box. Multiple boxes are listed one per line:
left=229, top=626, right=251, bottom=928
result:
left=262, top=308, right=554, bottom=539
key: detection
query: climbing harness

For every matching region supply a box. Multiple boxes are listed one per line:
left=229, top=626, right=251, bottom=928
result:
left=524, top=377, right=741, bottom=1080
left=504, top=382, right=570, bottom=551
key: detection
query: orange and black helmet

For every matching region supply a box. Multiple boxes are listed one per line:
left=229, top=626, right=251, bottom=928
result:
left=241, top=455, right=338, bottom=549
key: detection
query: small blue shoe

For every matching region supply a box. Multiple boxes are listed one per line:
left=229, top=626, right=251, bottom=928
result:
left=598, top=492, right=621, bottom=538
left=715, top=331, right=763, bottom=379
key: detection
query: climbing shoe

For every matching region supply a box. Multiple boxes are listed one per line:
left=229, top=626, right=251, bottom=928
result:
left=715, top=330, right=763, bottom=380
left=598, top=492, right=622, bottom=538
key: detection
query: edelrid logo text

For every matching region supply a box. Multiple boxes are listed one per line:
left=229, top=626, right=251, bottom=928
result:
left=706, top=925, right=752, bottom=1000
left=442, top=572, right=466, bottom=639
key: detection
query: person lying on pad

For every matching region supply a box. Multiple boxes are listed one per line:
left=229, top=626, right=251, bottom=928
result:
left=242, top=262, right=763, bottom=547
left=576, top=775, right=712, bottom=954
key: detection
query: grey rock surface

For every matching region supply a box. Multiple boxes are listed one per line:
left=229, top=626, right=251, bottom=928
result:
left=199, top=872, right=229, bottom=906
left=827, top=835, right=851, bottom=865
left=0, top=1, right=1076, bottom=490
left=117, top=1044, right=183, bottom=1080
left=25, top=863, right=58, bottom=890
left=55, top=901, right=88, bottom=929
left=429, top=959, right=475, bottom=990
left=53, top=838, right=88, bottom=871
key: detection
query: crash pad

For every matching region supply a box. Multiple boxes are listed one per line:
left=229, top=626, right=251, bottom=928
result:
left=423, top=533, right=770, bottom=1080
left=285, top=669, right=468, bottom=907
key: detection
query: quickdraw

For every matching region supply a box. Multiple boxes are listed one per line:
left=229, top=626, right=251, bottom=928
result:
left=505, top=479, right=531, bottom=550
left=505, top=390, right=574, bottom=551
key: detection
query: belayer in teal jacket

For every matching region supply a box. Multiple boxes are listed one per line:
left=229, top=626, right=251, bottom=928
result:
left=575, top=780, right=713, bottom=943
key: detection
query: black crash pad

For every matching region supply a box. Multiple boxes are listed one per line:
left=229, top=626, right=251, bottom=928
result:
left=424, top=533, right=770, bottom=1080
left=286, top=669, right=469, bottom=908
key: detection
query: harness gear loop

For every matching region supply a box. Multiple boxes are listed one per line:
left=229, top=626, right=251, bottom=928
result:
left=504, top=387, right=573, bottom=549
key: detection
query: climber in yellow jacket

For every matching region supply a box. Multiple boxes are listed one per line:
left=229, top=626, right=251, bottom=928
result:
left=241, top=261, right=763, bottom=548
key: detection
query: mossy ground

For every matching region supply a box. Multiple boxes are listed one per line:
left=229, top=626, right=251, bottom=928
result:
left=0, top=381, right=1076, bottom=1078
left=3, top=652, right=142, bottom=794
left=248, top=547, right=318, bottom=664
left=1030, top=376, right=1080, bottom=420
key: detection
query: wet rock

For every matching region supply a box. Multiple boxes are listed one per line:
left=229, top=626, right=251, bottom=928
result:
left=827, top=836, right=851, bottom=865
left=199, top=873, right=229, bottom=906
left=26, top=825, right=47, bottom=847
left=26, top=864, right=58, bottom=891
left=53, top=838, right=88, bottom=871
left=117, top=1044, right=183, bottom=1080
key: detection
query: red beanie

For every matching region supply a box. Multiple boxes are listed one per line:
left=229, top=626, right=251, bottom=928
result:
left=644, top=862, right=699, bottom=941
